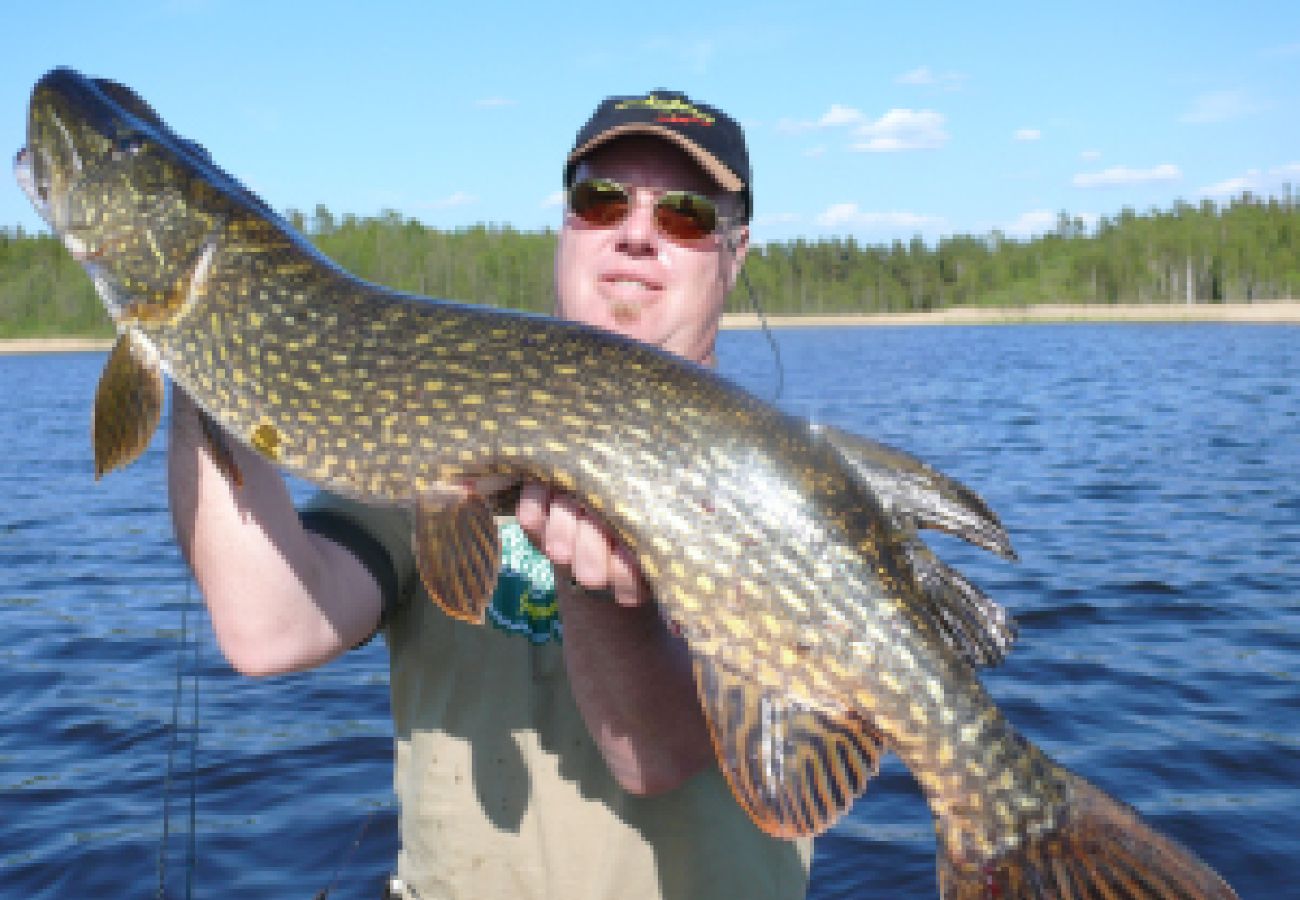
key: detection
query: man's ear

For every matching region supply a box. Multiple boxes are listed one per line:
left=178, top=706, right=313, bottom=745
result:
left=723, top=224, right=750, bottom=289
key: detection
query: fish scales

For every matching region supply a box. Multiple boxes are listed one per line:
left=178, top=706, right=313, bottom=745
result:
left=17, top=67, right=1237, bottom=898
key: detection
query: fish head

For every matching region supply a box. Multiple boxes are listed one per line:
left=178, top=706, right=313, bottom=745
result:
left=15, top=67, right=291, bottom=327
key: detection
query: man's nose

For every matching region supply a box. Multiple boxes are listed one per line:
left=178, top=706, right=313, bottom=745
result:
left=615, top=192, right=658, bottom=254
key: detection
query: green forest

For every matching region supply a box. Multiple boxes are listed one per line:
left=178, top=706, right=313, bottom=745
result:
left=2, top=191, right=1298, bottom=338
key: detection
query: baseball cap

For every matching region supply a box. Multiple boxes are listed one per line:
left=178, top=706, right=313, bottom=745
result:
left=564, top=90, right=752, bottom=221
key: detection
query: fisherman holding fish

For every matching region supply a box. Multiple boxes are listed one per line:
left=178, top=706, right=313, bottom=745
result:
left=21, top=66, right=1237, bottom=898
left=168, top=92, right=813, bottom=899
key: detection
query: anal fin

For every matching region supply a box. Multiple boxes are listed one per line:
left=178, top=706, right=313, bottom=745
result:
left=412, top=492, right=501, bottom=623
left=693, top=655, right=885, bottom=838
left=93, top=332, right=163, bottom=479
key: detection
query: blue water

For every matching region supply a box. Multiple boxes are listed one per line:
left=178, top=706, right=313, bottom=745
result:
left=1, top=324, right=1296, bottom=898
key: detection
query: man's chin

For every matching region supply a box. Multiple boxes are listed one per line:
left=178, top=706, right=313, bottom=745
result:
left=609, top=300, right=645, bottom=326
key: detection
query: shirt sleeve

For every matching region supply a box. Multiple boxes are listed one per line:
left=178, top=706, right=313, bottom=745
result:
left=299, top=492, right=418, bottom=631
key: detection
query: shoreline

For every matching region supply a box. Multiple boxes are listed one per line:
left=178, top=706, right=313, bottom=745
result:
left=721, top=300, right=1300, bottom=328
left=3, top=301, right=1297, bottom=354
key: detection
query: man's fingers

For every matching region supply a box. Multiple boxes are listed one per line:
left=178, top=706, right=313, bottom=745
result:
left=516, top=482, right=549, bottom=537
left=608, top=545, right=647, bottom=607
left=543, top=494, right=581, bottom=566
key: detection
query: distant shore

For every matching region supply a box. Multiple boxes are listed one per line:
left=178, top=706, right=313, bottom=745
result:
left=3, top=301, right=1296, bottom=354
left=720, top=300, right=1300, bottom=329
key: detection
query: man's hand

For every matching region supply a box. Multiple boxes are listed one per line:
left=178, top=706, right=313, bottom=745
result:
left=515, top=483, right=649, bottom=607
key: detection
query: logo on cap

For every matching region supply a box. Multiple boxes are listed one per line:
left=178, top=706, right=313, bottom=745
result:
left=615, top=92, right=715, bottom=126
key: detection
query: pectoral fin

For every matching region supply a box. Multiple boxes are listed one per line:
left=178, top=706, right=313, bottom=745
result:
left=693, top=655, right=885, bottom=838
left=412, top=492, right=501, bottom=623
left=93, top=332, right=163, bottom=479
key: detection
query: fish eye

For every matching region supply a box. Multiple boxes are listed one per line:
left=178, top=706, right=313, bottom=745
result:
left=112, top=130, right=145, bottom=160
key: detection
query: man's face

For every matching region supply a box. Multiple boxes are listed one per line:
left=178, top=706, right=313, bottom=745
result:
left=554, top=136, right=748, bottom=367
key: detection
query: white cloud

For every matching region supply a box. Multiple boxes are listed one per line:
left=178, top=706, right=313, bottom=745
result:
left=1072, top=163, right=1182, bottom=188
left=1179, top=90, right=1261, bottom=125
left=541, top=190, right=566, bottom=209
left=1014, top=127, right=1042, bottom=142
left=777, top=104, right=863, bottom=133
left=816, top=203, right=944, bottom=232
left=1002, top=210, right=1057, bottom=238
left=850, top=109, right=949, bottom=152
left=1199, top=174, right=1259, bottom=197
left=779, top=105, right=948, bottom=151
left=1197, top=162, right=1300, bottom=198
left=895, top=66, right=967, bottom=90
left=820, top=104, right=866, bottom=127
left=1080, top=149, right=1102, bottom=162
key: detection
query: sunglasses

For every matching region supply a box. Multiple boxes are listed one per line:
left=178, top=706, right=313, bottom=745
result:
left=567, top=177, right=727, bottom=241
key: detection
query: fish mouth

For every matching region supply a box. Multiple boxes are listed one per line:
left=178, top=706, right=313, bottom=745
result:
left=13, top=147, right=47, bottom=219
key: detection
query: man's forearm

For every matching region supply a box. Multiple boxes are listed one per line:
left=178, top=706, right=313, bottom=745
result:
left=557, top=579, right=714, bottom=795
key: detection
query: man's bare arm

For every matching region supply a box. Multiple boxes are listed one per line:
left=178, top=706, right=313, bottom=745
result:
left=168, top=390, right=381, bottom=675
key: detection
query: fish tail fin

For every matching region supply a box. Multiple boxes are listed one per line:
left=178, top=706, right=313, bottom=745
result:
left=938, top=772, right=1237, bottom=899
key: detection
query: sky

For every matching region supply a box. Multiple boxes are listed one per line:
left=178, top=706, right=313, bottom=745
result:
left=3, top=1, right=1299, bottom=246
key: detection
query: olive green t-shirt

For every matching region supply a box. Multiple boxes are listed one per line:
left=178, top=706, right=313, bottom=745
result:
left=307, top=493, right=811, bottom=900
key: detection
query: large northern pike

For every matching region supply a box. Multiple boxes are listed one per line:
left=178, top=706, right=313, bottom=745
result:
left=17, top=68, right=1235, bottom=898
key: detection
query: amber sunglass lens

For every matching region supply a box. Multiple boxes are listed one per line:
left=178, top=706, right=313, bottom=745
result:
left=655, top=192, right=717, bottom=240
left=570, top=179, right=629, bottom=227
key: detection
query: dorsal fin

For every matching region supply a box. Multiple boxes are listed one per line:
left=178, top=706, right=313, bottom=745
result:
left=817, top=424, right=1018, bottom=666
left=816, top=424, right=1016, bottom=560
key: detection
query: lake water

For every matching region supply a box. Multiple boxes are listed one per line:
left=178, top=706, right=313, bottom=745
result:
left=1, top=323, right=1296, bottom=898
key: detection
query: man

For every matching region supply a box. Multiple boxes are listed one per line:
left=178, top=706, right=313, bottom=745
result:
left=168, top=90, right=811, bottom=899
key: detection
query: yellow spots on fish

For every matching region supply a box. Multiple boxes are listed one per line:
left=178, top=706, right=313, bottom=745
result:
left=248, top=311, right=263, bottom=329
left=909, top=702, right=928, bottom=726
left=529, top=389, right=554, bottom=405
left=695, top=572, right=716, bottom=594
left=937, top=741, right=955, bottom=767
left=922, top=676, right=945, bottom=706
left=878, top=665, right=899, bottom=697
left=517, top=418, right=541, bottom=430
left=250, top=421, right=282, bottom=461
left=462, top=394, right=484, bottom=406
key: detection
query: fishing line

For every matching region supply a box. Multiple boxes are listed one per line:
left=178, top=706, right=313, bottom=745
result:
left=740, top=265, right=784, bottom=402
left=725, top=224, right=784, bottom=402
left=186, top=594, right=200, bottom=900
left=156, top=583, right=187, bottom=898
left=313, top=809, right=380, bottom=899
left=157, top=578, right=201, bottom=899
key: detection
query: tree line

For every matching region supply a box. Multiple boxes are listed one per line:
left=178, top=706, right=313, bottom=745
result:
left=2, top=190, right=1297, bottom=338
